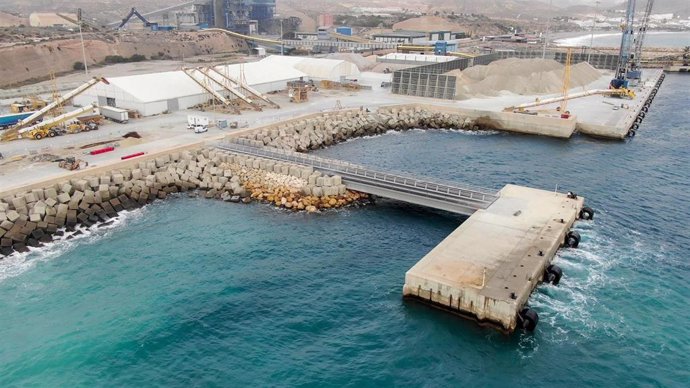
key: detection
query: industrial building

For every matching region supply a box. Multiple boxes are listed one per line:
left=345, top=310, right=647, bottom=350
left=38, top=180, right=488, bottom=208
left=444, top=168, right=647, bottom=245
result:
left=194, top=0, right=276, bottom=34
left=73, top=56, right=360, bottom=116
left=377, top=53, right=457, bottom=65
left=372, top=30, right=468, bottom=44
left=372, top=31, right=427, bottom=44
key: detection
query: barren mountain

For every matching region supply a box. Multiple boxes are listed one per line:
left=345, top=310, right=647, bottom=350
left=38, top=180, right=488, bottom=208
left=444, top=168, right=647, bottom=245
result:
left=0, top=30, right=246, bottom=88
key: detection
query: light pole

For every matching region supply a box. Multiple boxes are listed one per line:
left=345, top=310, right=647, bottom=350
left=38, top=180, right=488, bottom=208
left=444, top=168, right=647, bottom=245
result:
left=77, top=8, right=88, bottom=75
left=587, top=1, right=600, bottom=63
left=280, top=19, right=284, bottom=55
left=542, top=0, right=553, bottom=59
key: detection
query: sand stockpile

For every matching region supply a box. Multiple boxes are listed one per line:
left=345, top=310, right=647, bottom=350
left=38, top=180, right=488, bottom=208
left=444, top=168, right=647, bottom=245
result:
left=324, top=53, right=377, bottom=71
left=449, top=58, right=602, bottom=99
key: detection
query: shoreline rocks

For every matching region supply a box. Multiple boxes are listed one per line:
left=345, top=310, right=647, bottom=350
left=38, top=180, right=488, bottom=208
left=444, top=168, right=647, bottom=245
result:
left=0, top=148, right=367, bottom=259
left=241, top=106, right=479, bottom=152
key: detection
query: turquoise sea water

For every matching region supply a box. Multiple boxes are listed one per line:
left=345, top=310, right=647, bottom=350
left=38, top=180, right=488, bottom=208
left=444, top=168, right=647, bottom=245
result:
left=1, top=74, right=689, bottom=386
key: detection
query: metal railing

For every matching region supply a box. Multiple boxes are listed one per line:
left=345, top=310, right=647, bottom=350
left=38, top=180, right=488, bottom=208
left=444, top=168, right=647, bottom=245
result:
left=216, top=140, right=499, bottom=208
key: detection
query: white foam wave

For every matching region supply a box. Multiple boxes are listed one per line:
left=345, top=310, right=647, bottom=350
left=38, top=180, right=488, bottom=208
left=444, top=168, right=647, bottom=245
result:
left=554, top=32, right=621, bottom=47
left=521, top=219, right=639, bottom=347
left=340, top=128, right=500, bottom=145
left=0, top=207, right=147, bottom=283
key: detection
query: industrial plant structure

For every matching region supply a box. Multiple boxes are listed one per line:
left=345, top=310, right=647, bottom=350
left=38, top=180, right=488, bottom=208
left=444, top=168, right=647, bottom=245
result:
left=193, top=0, right=276, bottom=34
left=115, top=0, right=276, bottom=33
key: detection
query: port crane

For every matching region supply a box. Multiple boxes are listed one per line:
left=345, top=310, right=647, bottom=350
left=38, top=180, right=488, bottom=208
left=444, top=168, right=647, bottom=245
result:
left=613, top=0, right=655, bottom=86
left=614, top=0, right=637, bottom=81
left=631, top=0, right=655, bottom=74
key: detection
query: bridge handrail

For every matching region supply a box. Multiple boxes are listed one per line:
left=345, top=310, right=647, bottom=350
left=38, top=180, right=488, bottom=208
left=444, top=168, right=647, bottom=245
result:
left=217, top=141, right=499, bottom=204
left=234, top=141, right=497, bottom=197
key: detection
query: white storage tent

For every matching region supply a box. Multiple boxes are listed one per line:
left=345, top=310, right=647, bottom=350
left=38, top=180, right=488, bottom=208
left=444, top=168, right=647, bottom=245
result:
left=259, top=55, right=361, bottom=82
left=74, top=62, right=306, bottom=117
left=213, top=61, right=307, bottom=93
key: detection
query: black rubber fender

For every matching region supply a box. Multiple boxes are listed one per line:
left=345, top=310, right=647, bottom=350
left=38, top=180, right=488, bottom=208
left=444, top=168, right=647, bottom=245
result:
left=519, top=308, right=539, bottom=331
left=545, top=264, right=563, bottom=285
left=635, top=117, right=643, bottom=124
left=638, top=112, right=645, bottom=118
left=627, top=129, right=636, bottom=137
left=579, top=206, right=595, bottom=220
left=632, top=123, right=639, bottom=131
left=565, top=231, right=581, bottom=248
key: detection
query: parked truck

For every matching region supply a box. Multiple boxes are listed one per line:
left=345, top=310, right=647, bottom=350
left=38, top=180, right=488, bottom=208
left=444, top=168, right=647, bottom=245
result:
left=187, top=115, right=209, bottom=129
left=99, top=106, right=129, bottom=123
left=0, top=112, right=35, bottom=129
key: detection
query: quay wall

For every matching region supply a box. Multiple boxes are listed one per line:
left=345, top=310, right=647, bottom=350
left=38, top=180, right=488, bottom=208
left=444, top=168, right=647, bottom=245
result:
left=236, top=104, right=575, bottom=151
left=578, top=70, right=665, bottom=139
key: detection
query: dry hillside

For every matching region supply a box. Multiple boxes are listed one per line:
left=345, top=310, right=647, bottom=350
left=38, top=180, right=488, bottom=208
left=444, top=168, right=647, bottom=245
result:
left=393, top=16, right=466, bottom=32
left=0, top=31, right=246, bottom=88
left=0, top=10, right=25, bottom=26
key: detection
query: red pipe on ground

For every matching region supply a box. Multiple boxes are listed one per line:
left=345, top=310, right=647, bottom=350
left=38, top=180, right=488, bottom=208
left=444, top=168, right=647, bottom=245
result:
left=89, top=146, right=115, bottom=155
left=120, top=152, right=145, bottom=160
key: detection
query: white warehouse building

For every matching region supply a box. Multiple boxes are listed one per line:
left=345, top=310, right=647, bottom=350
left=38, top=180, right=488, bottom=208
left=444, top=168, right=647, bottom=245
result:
left=74, top=56, right=360, bottom=117
left=258, top=55, right=361, bottom=81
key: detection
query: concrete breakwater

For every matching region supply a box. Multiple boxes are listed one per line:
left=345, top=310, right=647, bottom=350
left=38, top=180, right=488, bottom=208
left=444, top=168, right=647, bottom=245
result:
left=241, top=106, right=479, bottom=151
left=0, top=148, right=361, bottom=258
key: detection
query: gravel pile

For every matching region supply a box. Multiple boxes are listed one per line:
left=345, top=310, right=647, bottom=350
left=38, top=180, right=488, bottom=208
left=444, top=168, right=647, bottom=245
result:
left=449, top=58, right=602, bottom=99
left=324, top=53, right=376, bottom=71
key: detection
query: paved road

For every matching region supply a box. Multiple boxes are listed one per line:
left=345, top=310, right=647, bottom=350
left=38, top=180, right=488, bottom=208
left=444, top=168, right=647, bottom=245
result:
left=0, top=89, right=460, bottom=190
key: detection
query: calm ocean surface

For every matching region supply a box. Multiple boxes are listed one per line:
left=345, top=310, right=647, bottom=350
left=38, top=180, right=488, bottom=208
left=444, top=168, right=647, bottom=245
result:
left=1, top=74, right=688, bottom=386
left=555, top=30, right=690, bottom=48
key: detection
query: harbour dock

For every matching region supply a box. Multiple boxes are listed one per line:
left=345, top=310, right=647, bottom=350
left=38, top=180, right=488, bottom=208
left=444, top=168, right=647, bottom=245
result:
left=403, top=185, right=584, bottom=332
left=576, top=69, right=665, bottom=139
left=217, top=140, right=590, bottom=332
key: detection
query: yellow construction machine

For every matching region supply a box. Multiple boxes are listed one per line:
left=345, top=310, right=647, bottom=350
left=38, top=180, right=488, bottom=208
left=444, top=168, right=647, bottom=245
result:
left=609, top=87, right=636, bottom=99
left=58, top=157, right=89, bottom=171
left=12, top=104, right=99, bottom=141
left=1, top=77, right=108, bottom=142
left=10, top=96, right=48, bottom=113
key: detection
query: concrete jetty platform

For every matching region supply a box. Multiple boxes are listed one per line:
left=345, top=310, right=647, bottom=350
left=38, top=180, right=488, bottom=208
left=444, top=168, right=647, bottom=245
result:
left=575, top=69, right=665, bottom=139
left=216, top=140, right=590, bottom=332
left=403, top=184, right=584, bottom=333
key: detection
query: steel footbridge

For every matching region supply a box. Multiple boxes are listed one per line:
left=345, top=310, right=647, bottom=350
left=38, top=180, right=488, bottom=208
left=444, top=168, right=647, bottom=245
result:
left=216, top=139, right=499, bottom=216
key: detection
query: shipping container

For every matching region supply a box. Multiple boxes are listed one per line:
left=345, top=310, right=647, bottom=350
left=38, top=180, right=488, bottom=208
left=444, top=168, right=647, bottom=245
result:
left=335, top=26, right=352, bottom=36
left=99, top=106, right=129, bottom=123
left=0, top=111, right=35, bottom=129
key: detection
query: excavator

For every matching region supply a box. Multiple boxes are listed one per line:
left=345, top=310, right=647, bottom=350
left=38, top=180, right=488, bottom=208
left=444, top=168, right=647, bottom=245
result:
left=58, top=157, right=88, bottom=171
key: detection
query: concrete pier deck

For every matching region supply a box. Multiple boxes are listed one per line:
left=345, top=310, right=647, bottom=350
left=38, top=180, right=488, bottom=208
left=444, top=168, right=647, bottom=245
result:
left=576, top=69, right=665, bottom=139
left=453, top=69, right=665, bottom=140
left=403, top=184, right=584, bottom=332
